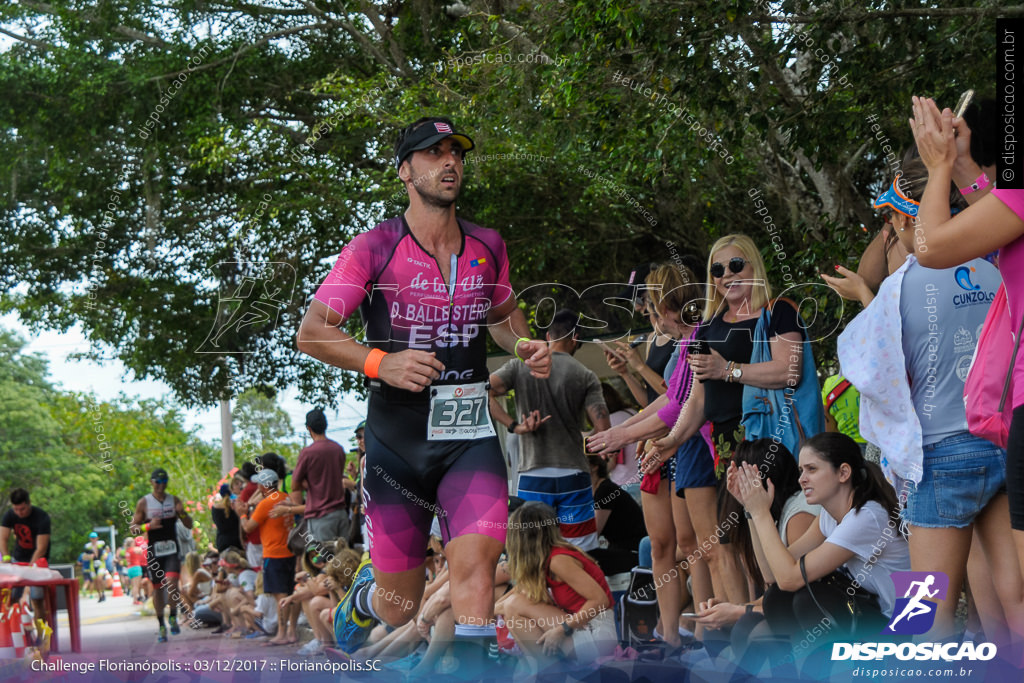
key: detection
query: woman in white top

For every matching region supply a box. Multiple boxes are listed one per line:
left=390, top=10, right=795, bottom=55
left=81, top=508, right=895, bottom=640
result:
left=731, top=432, right=910, bottom=639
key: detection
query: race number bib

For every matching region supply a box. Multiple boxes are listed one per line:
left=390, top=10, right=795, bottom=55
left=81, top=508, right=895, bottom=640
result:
left=427, top=382, right=496, bottom=441
left=153, top=540, right=177, bottom=557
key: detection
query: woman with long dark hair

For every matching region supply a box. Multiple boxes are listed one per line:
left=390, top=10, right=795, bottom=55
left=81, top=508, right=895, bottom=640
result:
left=697, top=439, right=819, bottom=632
left=730, top=432, right=909, bottom=638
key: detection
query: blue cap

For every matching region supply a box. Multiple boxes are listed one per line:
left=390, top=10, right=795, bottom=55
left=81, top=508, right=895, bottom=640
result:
left=89, top=532, right=98, bottom=538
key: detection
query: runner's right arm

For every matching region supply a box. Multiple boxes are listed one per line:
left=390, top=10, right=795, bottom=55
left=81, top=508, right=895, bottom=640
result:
left=129, top=498, right=146, bottom=536
left=297, top=299, right=444, bottom=392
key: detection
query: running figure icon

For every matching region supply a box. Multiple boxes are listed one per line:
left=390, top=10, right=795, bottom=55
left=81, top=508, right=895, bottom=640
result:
left=887, top=574, right=940, bottom=630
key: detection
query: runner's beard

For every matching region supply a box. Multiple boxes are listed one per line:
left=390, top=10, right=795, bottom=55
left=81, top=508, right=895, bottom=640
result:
left=412, top=178, right=459, bottom=209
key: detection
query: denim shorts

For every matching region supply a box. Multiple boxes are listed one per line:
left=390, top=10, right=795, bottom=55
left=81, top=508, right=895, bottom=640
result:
left=901, top=432, right=1007, bottom=528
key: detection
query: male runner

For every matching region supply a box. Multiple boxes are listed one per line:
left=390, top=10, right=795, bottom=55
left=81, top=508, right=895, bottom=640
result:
left=130, top=468, right=193, bottom=642
left=297, top=116, right=550, bottom=667
left=82, top=532, right=108, bottom=602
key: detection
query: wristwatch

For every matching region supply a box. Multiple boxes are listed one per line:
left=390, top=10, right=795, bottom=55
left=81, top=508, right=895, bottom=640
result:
left=561, top=622, right=573, bottom=636
left=729, top=364, right=743, bottom=383
left=507, top=421, right=519, bottom=434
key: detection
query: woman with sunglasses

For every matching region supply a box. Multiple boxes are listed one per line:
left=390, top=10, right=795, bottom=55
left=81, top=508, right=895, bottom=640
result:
left=645, top=235, right=810, bottom=604
left=837, top=152, right=1024, bottom=650
left=676, top=235, right=808, bottom=470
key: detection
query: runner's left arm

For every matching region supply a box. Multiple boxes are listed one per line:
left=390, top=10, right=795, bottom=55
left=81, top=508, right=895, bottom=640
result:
left=486, top=297, right=550, bottom=379
left=175, top=496, right=193, bottom=529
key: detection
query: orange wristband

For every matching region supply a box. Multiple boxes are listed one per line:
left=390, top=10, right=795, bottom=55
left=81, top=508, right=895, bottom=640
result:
left=364, top=348, right=387, bottom=379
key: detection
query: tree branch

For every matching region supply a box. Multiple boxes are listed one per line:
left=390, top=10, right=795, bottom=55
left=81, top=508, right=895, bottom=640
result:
left=0, top=26, right=54, bottom=52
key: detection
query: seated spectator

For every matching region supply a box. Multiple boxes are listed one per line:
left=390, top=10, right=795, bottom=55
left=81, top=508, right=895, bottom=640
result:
left=207, top=549, right=255, bottom=635
left=499, top=502, right=616, bottom=675
left=180, top=551, right=214, bottom=615
left=236, top=573, right=278, bottom=638
left=285, top=542, right=342, bottom=655
left=697, top=439, right=819, bottom=641
left=587, top=455, right=646, bottom=576
left=729, top=433, right=909, bottom=640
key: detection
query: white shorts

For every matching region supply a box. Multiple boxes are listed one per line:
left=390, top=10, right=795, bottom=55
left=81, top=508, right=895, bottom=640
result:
left=246, top=543, right=263, bottom=571
left=571, top=608, right=618, bottom=661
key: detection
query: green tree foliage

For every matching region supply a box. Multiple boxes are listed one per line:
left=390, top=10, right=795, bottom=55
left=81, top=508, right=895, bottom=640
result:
left=0, top=1, right=1013, bottom=404
left=232, top=386, right=300, bottom=465
left=0, top=328, right=221, bottom=563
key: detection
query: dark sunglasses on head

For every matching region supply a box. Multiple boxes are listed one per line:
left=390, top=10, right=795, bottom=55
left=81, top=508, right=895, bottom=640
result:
left=710, top=257, right=748, bottom=279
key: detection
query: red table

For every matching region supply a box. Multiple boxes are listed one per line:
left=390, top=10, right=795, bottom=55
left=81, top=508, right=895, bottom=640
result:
left=0, top=574, right=81, bottom=653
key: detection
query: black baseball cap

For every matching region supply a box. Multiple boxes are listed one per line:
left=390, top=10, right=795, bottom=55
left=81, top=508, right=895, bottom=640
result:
left=394, top=117, right=474, bottom=169
left=151, top=468, right=169, bottom=482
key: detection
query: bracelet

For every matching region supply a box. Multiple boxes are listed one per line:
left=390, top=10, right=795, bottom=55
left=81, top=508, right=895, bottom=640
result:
left=507, top=421, right=519, bottom=434
left=960, top=171, right=993, bottom=195
left=363, top=348, right=387, bottom=379
left=141, top=523, right=148, bottom=533
left=514, top=337, right=531, bottom=361
left=743, top=510, right=752, bottom=520
left=745, top=604, right=754, bottom=615
left=561, top=621, right=573, bottom=636
left=725, top=361, right=735, bottom=382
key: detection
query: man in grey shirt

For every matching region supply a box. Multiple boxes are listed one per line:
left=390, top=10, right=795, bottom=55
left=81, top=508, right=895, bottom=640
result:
left=490, top=309, right=610, bottom=550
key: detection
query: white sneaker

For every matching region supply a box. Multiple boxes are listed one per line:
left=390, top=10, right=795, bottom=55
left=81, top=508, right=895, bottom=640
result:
left=297, top=638, right=324, bottom=656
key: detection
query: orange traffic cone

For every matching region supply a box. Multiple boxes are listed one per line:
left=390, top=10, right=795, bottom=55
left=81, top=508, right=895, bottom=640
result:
left=8, top=605, right=24, bottom=658
left=0, top=606, right=14, bottom=659
left=20, top=607, right=33, bottom=647
left=112, top=573, right=124, bottom=598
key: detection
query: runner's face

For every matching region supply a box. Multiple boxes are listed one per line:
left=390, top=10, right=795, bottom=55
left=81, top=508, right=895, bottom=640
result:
left=151, top=478, right=168, bottom=494
left=406, top=138, right=464, bottom=208
left=12, top=502, right=30, bottom=518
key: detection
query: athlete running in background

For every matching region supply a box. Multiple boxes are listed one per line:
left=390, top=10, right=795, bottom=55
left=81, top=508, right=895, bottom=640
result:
left=130, top=468, right=193, bottom=643
left=297, top=116, right=550, bottom=670
left=82, top=532, right=108, bottom=602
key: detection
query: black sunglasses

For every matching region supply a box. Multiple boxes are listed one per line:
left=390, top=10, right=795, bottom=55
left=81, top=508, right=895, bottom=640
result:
left=710, top=257, right=748, bottom=279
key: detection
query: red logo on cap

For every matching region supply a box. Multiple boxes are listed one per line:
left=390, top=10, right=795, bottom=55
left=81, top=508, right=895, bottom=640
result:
left=435, top=122, right=453, bottom=134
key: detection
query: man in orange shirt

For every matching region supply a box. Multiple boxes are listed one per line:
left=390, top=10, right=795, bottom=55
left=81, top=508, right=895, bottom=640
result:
left=238, top=469, right=297, bottom=645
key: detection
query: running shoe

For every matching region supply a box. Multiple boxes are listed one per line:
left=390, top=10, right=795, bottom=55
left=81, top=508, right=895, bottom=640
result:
left=297, top=638, right=325, bottom=656
left=332, top=555, right=376, bottom=654
left=157, top=625, right=168, bottom=643
left=168, top=615, right=180, bottom=635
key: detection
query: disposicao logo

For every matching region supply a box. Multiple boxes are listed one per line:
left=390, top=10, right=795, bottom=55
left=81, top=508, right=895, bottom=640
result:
left=831, top=571, right=998, bottom=663
left=884, top=571, right=948, bottom=635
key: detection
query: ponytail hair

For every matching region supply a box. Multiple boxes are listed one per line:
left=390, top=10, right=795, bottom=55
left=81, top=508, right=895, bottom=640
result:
left=802, top=432, right=899, bottom=520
